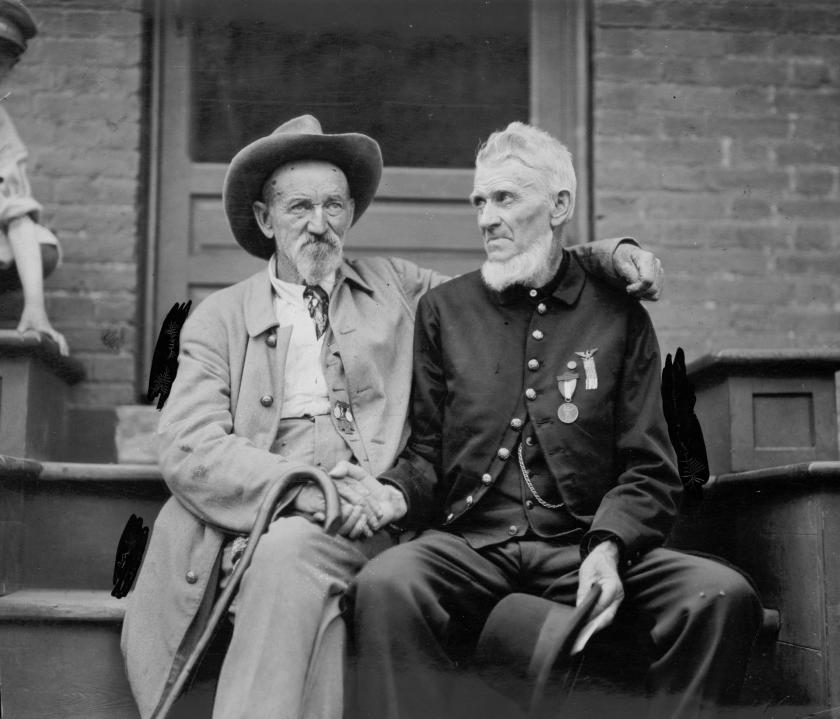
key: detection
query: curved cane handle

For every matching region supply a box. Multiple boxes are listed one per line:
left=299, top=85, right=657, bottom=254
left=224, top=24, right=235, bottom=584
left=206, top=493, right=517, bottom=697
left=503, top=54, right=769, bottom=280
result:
left=287, top=465, right=342, bottom=535
left=151, top=465, right=341, bottom=719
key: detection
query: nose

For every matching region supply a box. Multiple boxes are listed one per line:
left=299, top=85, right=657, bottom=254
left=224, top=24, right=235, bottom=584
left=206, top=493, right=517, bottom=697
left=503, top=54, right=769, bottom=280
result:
left=478, top=202, right=501, bottom=232
left=307, top=205, right=327, bottom=235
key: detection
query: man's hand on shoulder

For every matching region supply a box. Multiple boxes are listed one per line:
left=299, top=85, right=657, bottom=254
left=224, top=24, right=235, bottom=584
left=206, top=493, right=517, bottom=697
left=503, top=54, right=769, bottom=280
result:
left=613, top=241, right=663, bottom=301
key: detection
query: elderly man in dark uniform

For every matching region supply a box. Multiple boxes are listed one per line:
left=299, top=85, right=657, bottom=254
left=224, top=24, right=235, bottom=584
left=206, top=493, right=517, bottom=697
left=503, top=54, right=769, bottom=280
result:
left=122, top=115, right=665, bottom=719
left=349, top=122, right=762, bottom=719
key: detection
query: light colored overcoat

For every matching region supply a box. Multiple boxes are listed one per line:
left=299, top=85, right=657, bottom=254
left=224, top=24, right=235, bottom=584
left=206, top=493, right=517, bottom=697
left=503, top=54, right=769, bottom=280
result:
left=121, top=257, right=442, bottom=718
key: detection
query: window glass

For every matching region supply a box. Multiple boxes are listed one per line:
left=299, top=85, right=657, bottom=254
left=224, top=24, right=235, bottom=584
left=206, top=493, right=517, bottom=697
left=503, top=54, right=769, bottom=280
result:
left=189, top=0, right=529, bottom=167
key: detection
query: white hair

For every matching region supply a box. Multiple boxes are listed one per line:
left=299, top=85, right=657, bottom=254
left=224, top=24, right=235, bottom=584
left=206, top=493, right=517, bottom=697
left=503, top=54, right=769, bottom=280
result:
left=475, top=121, right=576, bottom=220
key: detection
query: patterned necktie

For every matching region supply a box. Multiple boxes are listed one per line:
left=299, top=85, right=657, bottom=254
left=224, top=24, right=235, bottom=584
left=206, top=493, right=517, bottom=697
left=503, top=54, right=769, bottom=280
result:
left=303, top=284, right=330, bottom=339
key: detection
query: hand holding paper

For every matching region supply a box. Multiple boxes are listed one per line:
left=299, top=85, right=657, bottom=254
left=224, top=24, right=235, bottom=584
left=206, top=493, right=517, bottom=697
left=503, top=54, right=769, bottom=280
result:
left=572, top=539, right=625, bottom=655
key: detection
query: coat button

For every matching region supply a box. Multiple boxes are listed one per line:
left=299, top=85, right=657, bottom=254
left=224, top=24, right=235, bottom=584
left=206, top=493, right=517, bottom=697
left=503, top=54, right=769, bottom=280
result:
left=465, top=495, right=474, bottom=507
left=510, top=418, right=523, bottom=430
left=525, top=435, right=536, bottom=447
left=508, top=525, right=518, bottom=536
left=525, top=388, right=537, bottom=400
left=497, top=447, right=510, bottom=460
left=532, top=330, right=544, bottom=341
left=528, top=359, right=540, bottom=371
left=529, top=289, right=538, bottom=298
left=260, top=395, right=274, bottom=407
left=537, top=303, right=547, bottom=314
left=265, top=333, right=277, bottom=347
left=525, top=500, right=534, bottom=510
left=481, top=473, right=492, bottom=485
left=185, top=570, right=198, bottom=584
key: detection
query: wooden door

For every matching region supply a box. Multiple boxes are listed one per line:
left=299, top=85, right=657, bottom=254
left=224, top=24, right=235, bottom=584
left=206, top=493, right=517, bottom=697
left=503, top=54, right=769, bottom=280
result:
left=146, top=0, right=590, bottom=371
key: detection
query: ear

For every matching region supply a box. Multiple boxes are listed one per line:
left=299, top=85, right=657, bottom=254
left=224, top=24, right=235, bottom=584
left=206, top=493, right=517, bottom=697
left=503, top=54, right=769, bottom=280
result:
left=549, top=190, right=573, bottom=229
left=253, top=200, right=274, bottom=239
left=346, top=197, right=356, bottom=225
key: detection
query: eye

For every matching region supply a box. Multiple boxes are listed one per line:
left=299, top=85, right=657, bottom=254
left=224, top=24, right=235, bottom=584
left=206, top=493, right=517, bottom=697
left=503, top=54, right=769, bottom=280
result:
left=324, top=200, right=345, bottom=215
left=497, top=191, right=515, bottom=206
left=288, top=201, right=310, bottom=215
left=471, top=196, right=486, bottom=210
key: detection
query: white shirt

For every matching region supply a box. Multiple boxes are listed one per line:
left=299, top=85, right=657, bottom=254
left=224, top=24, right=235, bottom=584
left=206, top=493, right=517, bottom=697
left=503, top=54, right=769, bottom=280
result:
left=267, top=257, right=336, bottom=419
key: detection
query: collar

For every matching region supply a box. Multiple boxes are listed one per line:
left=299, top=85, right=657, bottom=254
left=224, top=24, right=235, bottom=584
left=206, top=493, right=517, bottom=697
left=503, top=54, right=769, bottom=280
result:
left=244, top=257, right=372, bottom=337
left=489, top=249, right=586, bottom=307
left=267, top=254, right=336, bottom=304
left=335, top=259, right=374, bottom=295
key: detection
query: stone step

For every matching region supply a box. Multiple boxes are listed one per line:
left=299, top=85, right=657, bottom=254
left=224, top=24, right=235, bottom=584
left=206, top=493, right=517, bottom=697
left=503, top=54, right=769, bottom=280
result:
left=0, top=589, right=215, bottom=719
left=0, top=457, right=168, bottom=592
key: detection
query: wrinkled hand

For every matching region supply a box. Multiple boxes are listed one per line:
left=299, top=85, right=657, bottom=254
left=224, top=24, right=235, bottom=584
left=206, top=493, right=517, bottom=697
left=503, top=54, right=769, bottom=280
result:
left=329, top=460, right=407, bottom=530
left=292, top=477, right=382, bottom=540
left=18, top=306, right=69, bottom=356
left=613, top=243, right=663, bottom=301
left=573, top=540, right=625, bottom=653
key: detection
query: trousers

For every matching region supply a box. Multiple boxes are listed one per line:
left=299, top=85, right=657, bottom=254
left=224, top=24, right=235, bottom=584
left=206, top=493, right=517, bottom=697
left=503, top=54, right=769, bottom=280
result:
left=349, top=529, right=763, bottom=719
left=210, top=415, right=392, bottom=719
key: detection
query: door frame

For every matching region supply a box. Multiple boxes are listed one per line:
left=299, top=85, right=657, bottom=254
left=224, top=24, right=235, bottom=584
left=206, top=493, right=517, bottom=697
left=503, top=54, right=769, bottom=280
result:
left=141, top=0, right=592, bottom=383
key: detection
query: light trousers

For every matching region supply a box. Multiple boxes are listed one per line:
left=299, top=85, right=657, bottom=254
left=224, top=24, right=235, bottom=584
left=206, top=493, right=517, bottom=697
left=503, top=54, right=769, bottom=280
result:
left=213, top=515, right=391, bottom=719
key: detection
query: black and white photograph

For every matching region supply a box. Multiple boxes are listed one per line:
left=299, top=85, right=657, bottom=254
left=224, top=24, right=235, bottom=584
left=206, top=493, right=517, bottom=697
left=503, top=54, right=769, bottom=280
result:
left=0, top=1, right=838, bottom=718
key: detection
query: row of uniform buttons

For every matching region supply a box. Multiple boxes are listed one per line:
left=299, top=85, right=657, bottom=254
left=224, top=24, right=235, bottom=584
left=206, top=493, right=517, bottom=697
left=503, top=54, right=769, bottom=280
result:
left=529, top=301, right=545, bottom=404
left=527, top=290, right=549, bottom=312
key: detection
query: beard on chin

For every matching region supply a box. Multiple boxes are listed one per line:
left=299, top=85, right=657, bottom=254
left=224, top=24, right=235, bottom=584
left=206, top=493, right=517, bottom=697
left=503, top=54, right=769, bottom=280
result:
left=480, top=233, right=559, bottom=292
left=293, top=234, right=343, bottom=284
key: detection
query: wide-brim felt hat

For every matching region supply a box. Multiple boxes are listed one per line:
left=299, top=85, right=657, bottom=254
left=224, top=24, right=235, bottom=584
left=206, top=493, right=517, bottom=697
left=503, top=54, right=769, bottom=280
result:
left=474, top=587, right=601, bottom=716
left=223, top=114, right=383, bottom=260
left=0, top=0, right=37, bottom=53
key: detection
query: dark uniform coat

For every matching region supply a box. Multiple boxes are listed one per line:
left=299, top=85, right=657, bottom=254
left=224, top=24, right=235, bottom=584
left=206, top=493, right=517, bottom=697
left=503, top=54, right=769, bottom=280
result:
left=382, top=251, right=682, bottom=560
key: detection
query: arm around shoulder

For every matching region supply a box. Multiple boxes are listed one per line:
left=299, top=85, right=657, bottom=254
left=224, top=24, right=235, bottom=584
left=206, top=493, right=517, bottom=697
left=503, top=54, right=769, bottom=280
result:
left=569, top=238, right=663, bottom=301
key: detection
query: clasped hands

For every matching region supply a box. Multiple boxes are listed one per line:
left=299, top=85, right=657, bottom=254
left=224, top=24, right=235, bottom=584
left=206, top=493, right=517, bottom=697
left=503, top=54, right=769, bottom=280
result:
left=292, top=459, right=407, bottom=539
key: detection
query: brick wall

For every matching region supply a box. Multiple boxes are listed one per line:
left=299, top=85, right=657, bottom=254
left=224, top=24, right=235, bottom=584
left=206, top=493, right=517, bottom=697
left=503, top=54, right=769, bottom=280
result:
left=8, top=0, right=144, bottom=410
left=593, top=0, right=840, bottom=360
left=4, top=1, right=838, bottom=416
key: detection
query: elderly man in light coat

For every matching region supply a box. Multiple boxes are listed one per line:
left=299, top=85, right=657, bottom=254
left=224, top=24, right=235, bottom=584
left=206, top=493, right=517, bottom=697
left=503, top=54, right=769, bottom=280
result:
left=120, top=114, right=664, bottom=719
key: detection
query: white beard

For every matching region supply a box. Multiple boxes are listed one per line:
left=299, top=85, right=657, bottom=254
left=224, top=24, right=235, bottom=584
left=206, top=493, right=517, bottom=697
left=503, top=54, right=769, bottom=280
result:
left=292, top=236, right=343, bottom=284
left=480, top=232, right=559, bottom=292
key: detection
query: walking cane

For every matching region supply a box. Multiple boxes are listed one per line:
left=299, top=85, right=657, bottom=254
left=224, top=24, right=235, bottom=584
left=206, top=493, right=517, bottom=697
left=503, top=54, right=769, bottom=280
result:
left=151, top=466, right=342, bottom=719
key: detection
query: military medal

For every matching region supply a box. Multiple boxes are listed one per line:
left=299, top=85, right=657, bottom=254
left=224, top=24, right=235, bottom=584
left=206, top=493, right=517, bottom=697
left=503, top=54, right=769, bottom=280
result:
left=575, top=348, right=599, bottom=390
left=555, top=371, right=579, bottom=424
left=558, top=402, right=579, bottom=423
left=333, top=401, right=355, bottom=433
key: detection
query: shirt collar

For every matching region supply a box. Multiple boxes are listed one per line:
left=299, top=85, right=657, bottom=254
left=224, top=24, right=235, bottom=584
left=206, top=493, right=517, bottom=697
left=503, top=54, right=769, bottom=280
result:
left=267, top=254, right=336, bottom=302
left=488, top=249, right=586, bottom=307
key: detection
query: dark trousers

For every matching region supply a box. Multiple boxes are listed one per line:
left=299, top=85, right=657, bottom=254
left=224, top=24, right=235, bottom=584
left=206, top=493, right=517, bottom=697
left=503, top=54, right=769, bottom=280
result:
left=348, top=530, right=762, bottom=719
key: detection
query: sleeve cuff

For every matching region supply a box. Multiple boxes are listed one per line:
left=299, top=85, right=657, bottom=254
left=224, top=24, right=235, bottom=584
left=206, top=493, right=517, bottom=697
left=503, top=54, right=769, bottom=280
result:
left=580, top=530, right=625, bottom=564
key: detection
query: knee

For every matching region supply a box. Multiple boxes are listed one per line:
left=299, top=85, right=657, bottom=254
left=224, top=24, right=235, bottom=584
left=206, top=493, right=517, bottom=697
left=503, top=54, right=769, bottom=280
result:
left=41, top=244, right=59, bottom=278
left=249, top=516, right=319, bottom=571
left=687, top=561, right=762, bottom=629
left=353, top=550, right=424, bottom=617
left=715, top=566, right=762, bottom=623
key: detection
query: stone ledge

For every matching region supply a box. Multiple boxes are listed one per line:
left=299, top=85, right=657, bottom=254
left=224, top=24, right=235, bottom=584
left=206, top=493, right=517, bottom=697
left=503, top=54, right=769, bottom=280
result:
left=0, top=589, right=124, bottom=622
left=0, top=329, right=85, bottom=384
